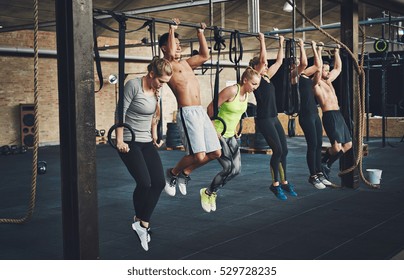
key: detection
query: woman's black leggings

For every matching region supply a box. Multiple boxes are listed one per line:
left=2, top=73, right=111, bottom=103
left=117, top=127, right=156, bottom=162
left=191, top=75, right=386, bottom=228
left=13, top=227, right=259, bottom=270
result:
left=118, top=141, right=165, bottom=223
left=256, top=117, right=288, bottom=183
left=299, top=113, right=323, bottom=176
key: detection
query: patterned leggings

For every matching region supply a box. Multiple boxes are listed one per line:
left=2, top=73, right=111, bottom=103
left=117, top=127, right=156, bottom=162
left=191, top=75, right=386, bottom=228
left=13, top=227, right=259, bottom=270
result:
left=208, top=136, right=241, bottom=193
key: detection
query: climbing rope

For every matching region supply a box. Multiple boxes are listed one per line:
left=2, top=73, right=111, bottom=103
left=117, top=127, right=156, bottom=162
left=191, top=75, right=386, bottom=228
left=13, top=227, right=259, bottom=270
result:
left=287, top=0, right=378, bottom=188
left=0, top=0, right=40, bottom=224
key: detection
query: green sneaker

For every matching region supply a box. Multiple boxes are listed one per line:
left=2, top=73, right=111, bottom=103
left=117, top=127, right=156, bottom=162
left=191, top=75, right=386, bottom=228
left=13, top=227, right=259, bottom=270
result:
left=200, top=188, right=211, bottom=212
left=210, top=192, right=217, bottom=212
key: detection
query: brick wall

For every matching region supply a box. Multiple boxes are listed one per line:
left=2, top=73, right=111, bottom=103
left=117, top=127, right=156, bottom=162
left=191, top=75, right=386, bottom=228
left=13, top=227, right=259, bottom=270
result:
left=0, top=30, right=250, bottom=147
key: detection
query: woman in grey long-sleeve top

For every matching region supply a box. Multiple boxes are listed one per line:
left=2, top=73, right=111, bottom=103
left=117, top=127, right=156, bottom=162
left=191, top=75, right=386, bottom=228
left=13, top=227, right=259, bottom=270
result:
left=115, top=58, right=172, bottom=251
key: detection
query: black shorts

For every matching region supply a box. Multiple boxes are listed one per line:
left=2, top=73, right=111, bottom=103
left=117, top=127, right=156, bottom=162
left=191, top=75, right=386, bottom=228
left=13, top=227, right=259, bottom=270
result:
left=322, top=110, right=352, bottom=144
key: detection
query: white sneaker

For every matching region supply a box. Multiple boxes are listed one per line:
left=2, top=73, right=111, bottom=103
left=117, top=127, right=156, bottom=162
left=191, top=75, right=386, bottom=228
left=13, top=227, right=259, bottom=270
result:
left=132, top=221, right=149, bottom=251
left=134, top=217, right=150, bottom=242
left=164, top=183, right=176, bottom=196
left=164, top=168, right=177, bottom=196
left=177, top=173, right=191, bottom=195
left=317, top=173, right=332, bottom=186
left=308, top=175, right=326, bottom=190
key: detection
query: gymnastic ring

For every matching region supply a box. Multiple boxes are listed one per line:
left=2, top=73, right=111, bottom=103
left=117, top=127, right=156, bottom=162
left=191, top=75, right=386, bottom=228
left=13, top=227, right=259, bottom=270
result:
left=107, top=123, right=136, bottom=149
left=211, top=116, right=227, bottom=136
left=373, top=39, right=388, bottom=53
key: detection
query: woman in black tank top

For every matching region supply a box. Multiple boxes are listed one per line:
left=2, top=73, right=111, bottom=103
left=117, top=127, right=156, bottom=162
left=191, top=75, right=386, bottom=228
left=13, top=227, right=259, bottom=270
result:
left=295, top=40, right=331, bottom=189
left=249, top=33, right=297, bottom=200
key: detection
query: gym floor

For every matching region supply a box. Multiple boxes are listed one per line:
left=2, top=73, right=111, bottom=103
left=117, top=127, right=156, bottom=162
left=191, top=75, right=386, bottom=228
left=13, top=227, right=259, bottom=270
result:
left=1, top=136, right=404, bottom=260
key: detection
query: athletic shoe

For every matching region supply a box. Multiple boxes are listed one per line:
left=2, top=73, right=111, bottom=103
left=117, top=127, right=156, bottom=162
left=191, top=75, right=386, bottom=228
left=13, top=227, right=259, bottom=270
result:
left=177, top=172, right=191, bottom=195
left=317, top=172, right=333, bottom=187
left=269, top=185, right=287, bottom=201
left=147, top=228, right=151, bottom=243
left=164, top=168, right=177, bottom=196
left=281, top=183, right=298, bottom=197
left=321, top=163, right=331, bottom=180
left=210, top=192, right=218, bottom=212
left=200, top=188, right=211, bottom=212
left=308, top=175, right=326, bottom=189
left=132, top=221, right=149, bottom=251
left=134, top=216, right=151, bottom=242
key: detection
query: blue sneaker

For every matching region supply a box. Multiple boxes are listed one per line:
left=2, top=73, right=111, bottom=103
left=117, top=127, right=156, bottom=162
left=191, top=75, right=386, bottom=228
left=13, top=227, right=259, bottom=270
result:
left=269, top=185, right=287, bottom=200
left=281, top=183, right=297, bottom=197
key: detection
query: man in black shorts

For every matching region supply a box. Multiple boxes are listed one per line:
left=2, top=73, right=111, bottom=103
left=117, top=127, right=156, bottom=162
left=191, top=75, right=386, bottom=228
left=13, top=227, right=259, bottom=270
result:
left=312, top=44, right=352, bottom=180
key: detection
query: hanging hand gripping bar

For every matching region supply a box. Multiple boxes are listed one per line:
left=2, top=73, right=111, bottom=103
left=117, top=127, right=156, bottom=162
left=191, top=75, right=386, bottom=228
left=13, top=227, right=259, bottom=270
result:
left=106, top=13, right=136, bottom=149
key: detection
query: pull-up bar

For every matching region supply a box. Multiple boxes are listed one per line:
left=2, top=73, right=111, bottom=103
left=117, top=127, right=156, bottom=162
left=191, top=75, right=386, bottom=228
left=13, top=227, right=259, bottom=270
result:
left=94, top=9, right=337, bottom=49
left=93, top=8, right=278, bottom=40
left=93, top=8, right=340, bottom=49
left=304, top=41, right=340, bottom=49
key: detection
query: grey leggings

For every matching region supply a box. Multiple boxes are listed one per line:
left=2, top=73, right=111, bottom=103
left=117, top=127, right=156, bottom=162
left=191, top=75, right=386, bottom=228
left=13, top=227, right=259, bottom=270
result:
left=209, top=136, right=241, bottom=193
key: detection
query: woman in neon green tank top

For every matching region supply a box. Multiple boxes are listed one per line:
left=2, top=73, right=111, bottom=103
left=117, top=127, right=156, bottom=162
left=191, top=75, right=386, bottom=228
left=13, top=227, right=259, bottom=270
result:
left=199, top=67, right=261, bottom=213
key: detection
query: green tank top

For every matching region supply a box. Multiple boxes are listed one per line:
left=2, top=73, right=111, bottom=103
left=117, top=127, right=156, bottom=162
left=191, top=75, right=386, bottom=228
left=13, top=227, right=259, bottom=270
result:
left=214, top=84, right=249, bottom=138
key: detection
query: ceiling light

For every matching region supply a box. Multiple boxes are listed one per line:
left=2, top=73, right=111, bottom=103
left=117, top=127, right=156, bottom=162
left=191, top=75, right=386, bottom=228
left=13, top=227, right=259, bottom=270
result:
left=283, top=2, right=293, bottom=13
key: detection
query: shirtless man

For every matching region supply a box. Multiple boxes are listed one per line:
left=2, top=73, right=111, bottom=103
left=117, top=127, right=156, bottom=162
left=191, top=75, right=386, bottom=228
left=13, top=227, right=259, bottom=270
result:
left=158, top=18, right=221, bottom=196
left=312, top=44, right=352, bottom=180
